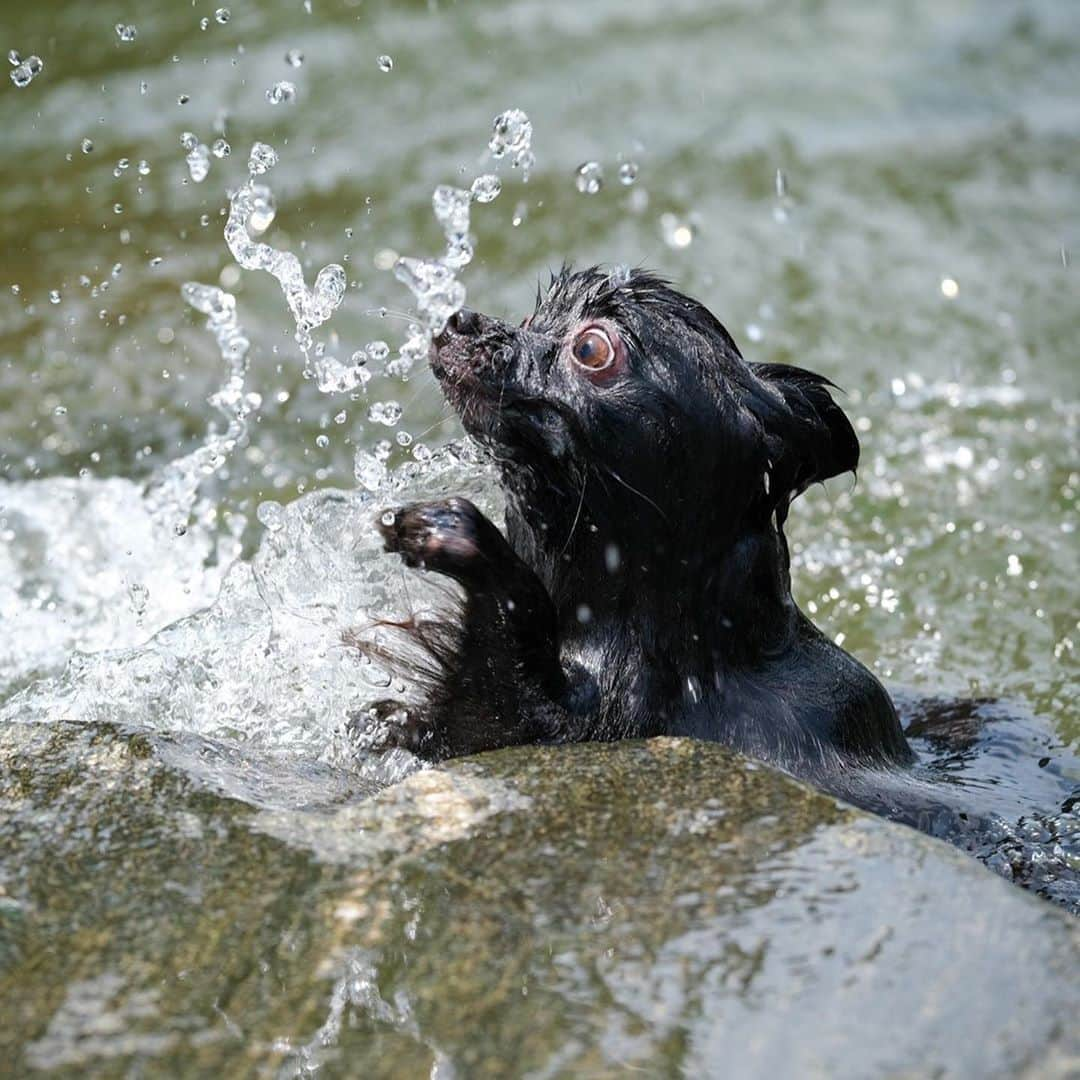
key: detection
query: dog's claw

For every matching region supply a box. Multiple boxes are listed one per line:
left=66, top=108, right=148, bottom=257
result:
left=376, top=498, right=486, bottom=575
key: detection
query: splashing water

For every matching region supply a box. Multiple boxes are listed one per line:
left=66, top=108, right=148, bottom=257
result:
left=575, top=161, right=604, bottom=195
left=488, top=108, right=535, bottom=179
left=354, top=108, right=534, bottom=491
left=0, top=110, right=529, bottom=794
left=182, top=132, right=212, bottom=183
left=225, top=142, right=346, bottom=357
left=0, top=443, right=500, bottom=772
left=266, top=80, right=297, bottom=105
left=389, top=111, right=533, bottom=345
left=143, top=283, right=256, bottom=536
left=8, top=52, right=43, bottom=89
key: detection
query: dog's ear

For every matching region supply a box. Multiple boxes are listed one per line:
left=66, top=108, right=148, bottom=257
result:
left=749, top=362, right=859, bottom=517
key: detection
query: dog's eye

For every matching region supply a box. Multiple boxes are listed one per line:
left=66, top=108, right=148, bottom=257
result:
left=571, top=327, right=615, bottom=372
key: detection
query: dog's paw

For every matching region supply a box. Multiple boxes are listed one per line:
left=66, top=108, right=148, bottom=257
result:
left=346, top=699, right=435, bottom=755
left=375, top=497, right=486, bottom=576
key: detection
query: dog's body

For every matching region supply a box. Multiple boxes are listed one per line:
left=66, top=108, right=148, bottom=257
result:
left=365, top=267, right=913, bottom=780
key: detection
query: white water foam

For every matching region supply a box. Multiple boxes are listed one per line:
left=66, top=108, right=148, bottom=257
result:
left=0, top=444, right=500, bottom=766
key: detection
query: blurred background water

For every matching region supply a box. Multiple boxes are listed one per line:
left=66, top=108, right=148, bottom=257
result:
left=1, top=2, right=1079, bottom=1072
left=2, top=0, right=1075, bottom=738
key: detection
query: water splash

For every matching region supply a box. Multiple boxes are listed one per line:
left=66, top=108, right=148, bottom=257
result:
left=0, top=444, right=500, bottom=770
left=144, top=283, right=255, bottom=537
left=575, top=161, right=604, bottom=195
left=8, top=52, right=43, bottom=89
left=225, top=142, right=346, bottom=356
left=488, top=108, right=534, bottom=179
left=266, top=80, right=297, bottom=105
left=182, top=132, right=211, bottom=183
left=387, top=109, right=532, bottom=385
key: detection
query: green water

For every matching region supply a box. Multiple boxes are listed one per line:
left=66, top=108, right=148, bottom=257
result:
left=2, top=0, right=1076, bottom=743
left=1, top=3, right=1079, bottom=1071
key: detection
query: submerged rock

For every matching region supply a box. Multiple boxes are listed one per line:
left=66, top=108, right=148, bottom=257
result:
left=0, top=722, right=1076, bottom=1077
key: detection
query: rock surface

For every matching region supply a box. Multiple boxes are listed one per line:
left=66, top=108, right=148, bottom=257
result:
left=0, top=721, right=1076, bottom=1077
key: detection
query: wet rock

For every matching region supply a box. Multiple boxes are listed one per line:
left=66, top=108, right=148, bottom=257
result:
left=0, top=722, right=1076, bottom=1077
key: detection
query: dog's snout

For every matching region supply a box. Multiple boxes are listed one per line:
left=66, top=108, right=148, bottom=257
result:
left=449, top=308, right=483, bottom=336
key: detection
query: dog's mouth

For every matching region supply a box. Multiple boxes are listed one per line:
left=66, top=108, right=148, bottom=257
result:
left=430, top=309, right=512, bottom=423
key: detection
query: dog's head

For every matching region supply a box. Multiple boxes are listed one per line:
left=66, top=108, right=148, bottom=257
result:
left=432, top=266, right=857, bottom=541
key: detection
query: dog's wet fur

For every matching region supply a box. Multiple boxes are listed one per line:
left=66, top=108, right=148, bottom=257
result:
left=360, top=265, right=920, bottom=788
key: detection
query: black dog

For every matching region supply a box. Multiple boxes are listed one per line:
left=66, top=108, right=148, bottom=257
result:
left=365, top=267, right=913, bottom=781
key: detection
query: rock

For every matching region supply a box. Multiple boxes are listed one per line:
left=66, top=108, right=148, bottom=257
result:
left=0, top=722, right=1076, bottom=1077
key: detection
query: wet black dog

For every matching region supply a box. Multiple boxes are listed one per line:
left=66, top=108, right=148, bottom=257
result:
left=366, top=267, right=913, bottom=781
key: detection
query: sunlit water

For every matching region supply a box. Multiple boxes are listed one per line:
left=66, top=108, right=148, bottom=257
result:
left=1, top=0, right=1077, bottom=926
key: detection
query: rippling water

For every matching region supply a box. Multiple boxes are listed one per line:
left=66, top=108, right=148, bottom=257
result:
left=1, top=0, right=1077, bottom=904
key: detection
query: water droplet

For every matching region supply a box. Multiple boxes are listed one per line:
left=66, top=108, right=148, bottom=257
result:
left=137, top=159, right=151, bottom=175
left=333, top=410, right=347, bottom=424
left=199, top=16, right=209, bottom=30
left=745, top=323, right=763, bottom=343
left=139, top=80, right=149, bottom=95
left=432, top=185, right=472, bottom=235
left=575, top=161, right=604, bottom=195
left=315, top=433, right=330, bottom=448
left=604, top=543, right=621, bottom=574
left=353, top=448, right=387, bottom=492
left=80, top=138, right=94, bottom=154
left=366, top=341, right=389, bottom=362
left=285, top=48, right=304, bottom=68
left=393, top=256, right=466, bottom=335
left=373, top=249, right=397, bottom=271
left=395, top=430, right=413, bottom=447
left=247, top=184, right=276, bottom=232
left=178, top=94, right=190, bottom=105
left=256, top=500, right=286, bottom=531
left=376, top=54, right=393, bottom=73
left=660, top=212, right=695, bottom=249
left=128, top=581, right=149, bottom=616
left=266, top=80, right=297, bottom=105
left=248, top=141, right=278, bottom=175
left=470, top=174, right=501, bottom=203
left=211, top=138, right=231, bottom=158
left=618, top=161, right=639, bottom=186
left=490, top=108, right=531, bottom=159
left=940, top=277, right=959, bottom=299
left=214, top=7, right=231, bottom=24
left=48, top=290, right=61, bottom=304
left=511, top=201, right=527, bottom=227
left=113, top=202, right=124, bottom=214
left=9, top=54, right=43, bottom=88
left=443, top=234, right=473, bottom=270
left=185, top=142, right=211, bottom=183
left=7, top=50, right=20, bottom=66
left=53, top=404, right=67, bottom=416
left=115, top=24, right=137, bottom=42
left=412, top=442, right=433, bottom=464
left=367, top=400, right=403, bottom=426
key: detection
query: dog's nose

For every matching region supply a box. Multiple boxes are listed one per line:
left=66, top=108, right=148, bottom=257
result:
left=448, top=308, right=482, bottom=336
